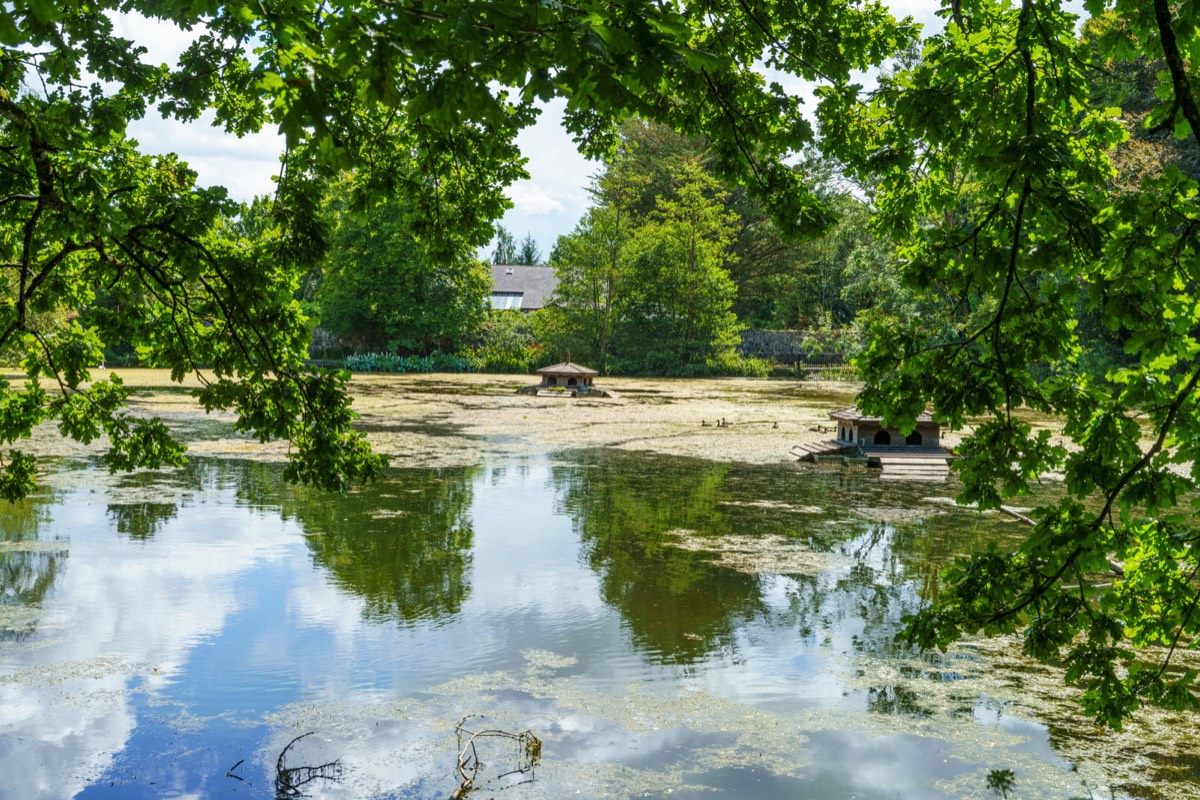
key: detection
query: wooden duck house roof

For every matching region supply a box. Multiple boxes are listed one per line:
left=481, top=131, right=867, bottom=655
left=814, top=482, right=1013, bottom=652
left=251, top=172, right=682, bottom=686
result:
left=537, top=361, right=598, bottom=377
left=829, top=406, right=936, bottom=424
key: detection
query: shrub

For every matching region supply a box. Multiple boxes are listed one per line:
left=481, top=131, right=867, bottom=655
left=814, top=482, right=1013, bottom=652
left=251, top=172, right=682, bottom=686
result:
left=464, top=310, right=550, bottom=374
left=610, top=350, right=770, bottom=377
left=461, top=344, right=549, bottom=374
left=430, top=352, right=473, bottom=373
left=342, top=352, right=379, bottom=371
left=712, top=354, right=772, bottom=377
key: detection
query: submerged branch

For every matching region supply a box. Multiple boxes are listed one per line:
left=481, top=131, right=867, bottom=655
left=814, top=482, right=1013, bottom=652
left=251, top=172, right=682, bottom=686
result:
left=274, top=732, right=343, bottom=799
left=451, top=716, right=541, bottom=799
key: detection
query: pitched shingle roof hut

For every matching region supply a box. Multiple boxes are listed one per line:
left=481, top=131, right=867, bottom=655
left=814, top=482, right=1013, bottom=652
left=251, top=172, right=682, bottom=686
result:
left=829, top=406, right=940, bottom=449
left=519, top=361, right=617, bottom=398
left=538, top=361, right=597, bottom=388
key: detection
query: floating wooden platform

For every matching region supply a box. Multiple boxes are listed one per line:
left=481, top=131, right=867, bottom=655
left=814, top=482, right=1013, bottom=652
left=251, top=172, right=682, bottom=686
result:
left=791, top=442, right=957, bottom=480
left=863, top=448, right=955, bottom=481
left=789, top=439, right=849, bottom=461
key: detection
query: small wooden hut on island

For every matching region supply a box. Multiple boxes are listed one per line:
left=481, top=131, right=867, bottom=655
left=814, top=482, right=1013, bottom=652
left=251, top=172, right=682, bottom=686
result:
left=517, top=361, right=618, bottom=398
left=790, top=406, right=953, bottom=480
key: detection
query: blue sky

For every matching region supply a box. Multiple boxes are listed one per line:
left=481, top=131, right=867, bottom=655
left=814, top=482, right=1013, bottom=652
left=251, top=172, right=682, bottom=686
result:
left=113, top=1, right=948, bottom=260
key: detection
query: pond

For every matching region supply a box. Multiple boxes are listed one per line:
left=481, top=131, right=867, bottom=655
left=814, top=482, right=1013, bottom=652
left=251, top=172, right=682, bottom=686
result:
left=1, top=451, right=1196, bottom=799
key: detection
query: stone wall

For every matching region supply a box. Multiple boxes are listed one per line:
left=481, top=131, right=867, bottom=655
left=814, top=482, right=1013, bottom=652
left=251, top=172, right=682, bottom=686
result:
left=737, top=330, right=846, bottom=365
left=309, top=327, right=345, bottom=353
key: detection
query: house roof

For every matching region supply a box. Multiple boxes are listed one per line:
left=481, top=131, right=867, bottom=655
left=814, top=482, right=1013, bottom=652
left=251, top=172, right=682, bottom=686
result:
left=829, top=406, right=935, bottom=424
left=490, top=264, right=559, bottom=311
left=537, top=361, right=598, bottom=377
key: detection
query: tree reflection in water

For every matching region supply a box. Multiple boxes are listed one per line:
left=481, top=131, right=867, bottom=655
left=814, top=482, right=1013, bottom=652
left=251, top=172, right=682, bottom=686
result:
left=106, top=502, right=179, bottom=540
left=0, top=487, right=61, bottom=642
left=86, top=458, right=479, bottom=629
left=275, top=464, right=479, bottom=626
left=552, top=451, right=767, bottom=664
left=552, top=450, right=1041, bottom=675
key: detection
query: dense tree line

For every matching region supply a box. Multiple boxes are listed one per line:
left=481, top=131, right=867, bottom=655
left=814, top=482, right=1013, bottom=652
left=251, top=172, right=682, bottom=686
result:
left=299, top=120, right=937, bottom=377
left=539, top=119, right=910, bottom=374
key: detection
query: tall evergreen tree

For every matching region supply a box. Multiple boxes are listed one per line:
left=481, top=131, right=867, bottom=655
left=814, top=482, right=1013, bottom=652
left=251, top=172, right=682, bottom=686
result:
left=614, top=160, right=741, bottom=374
left=516, top=233, right=542, bottom=265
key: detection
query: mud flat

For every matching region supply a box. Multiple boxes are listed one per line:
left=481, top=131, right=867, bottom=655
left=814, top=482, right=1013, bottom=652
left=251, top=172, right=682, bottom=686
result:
left=18, top=370, right=876, bottom=469
left=16, top=369, right=1152, bottom=471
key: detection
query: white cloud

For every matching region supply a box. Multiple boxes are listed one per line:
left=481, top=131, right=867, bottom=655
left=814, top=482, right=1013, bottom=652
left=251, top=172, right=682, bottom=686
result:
left=128, top=113, right=284, bottom=202
left=506, top=181, right=570, bottom=216
left=97, top=9, right=286, bottom=202
left=0, top=485, right=297, bottom=800
left=105, top=9, right=197, bottom=66
left=492, top=98, right=597, bottom=257
left=888, top=0, right=948, bottom=31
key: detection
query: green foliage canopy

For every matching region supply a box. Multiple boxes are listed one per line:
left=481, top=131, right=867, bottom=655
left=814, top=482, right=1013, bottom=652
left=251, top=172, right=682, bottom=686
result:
left=555, top=119, right=908, bottom=335
left=545, top=159, right=746, bottom=374
left=819, top=0, right=1200, bottom=726
left=595, top=120, right=904, bottom=330
left=318, top=190, right=489, bottom=353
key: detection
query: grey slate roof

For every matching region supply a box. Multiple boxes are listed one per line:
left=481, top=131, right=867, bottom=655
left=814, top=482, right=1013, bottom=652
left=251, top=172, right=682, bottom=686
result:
left=490, top=264, right=559, bottom=311
left=829, top=406, right=935, bottom=424
left=537, top=361, right=598, bottom=377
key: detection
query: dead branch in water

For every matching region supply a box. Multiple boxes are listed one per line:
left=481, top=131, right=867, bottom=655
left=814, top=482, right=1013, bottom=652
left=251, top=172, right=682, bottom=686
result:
left=275, top=732, right=343, bottom=798
left=450, top=716, right=541, bottom=799
left=225, top=758, right=245, bottom=782
left=999, top=505, right=1037, bottom=527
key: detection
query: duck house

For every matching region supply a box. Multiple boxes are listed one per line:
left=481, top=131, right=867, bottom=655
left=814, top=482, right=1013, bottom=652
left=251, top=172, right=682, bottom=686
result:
left=518, top=361, right=618, bottom=398
left=829, top=406, right=940, bottom=449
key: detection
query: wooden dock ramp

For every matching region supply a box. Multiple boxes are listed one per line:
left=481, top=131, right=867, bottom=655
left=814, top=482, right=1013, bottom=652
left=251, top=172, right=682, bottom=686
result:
left=865, top=449, right=954, bottom=481
left=789, top=439, right=847, bottom=461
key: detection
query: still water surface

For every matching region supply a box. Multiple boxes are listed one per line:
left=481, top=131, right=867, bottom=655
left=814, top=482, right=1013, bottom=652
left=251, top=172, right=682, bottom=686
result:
left=0, top=452, right=1189, bottom=798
